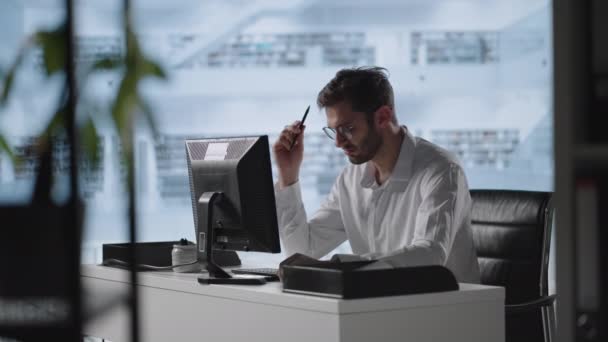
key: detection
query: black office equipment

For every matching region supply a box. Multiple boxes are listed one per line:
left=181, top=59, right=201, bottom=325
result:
left=102, top=241, right=241, bottom=269
left=282, top=262, right=459, bottom=299
left=186, top=135, right=281, bottom=285
left=232, top=267, right=279, bottom=281
left=232, top=267, right=278, bottom=277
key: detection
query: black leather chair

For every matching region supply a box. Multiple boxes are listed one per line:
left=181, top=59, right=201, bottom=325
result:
left=470, top=190, right=556, bottom=342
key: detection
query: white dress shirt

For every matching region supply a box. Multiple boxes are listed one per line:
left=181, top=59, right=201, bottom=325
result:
left=275, top=127, right=481, bottom=283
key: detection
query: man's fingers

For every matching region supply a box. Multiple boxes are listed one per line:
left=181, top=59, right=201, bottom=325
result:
left=275, top=121, right=305, bottom=153
left=281, top=126, right=303, bottom=148
left=284, top=120, right=302, bottom=132
left=296, top=125, right=306, bottom=141
left=284, top=126, right=302, bottom=136
left=278, top=131, right=295, bottom=150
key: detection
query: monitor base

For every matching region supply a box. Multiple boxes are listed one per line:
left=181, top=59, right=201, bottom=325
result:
left=196, top=192, right=267, bottom=286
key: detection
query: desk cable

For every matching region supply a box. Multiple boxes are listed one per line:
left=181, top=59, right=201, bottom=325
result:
left=101, top=258, right=199, bottom=271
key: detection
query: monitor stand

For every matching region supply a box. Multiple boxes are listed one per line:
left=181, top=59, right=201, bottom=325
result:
left=196, top=192, right=266, bottom=285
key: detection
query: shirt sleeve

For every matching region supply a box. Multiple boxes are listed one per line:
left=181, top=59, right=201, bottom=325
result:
left=361, top=163, right=469, bottom=268
left=275, top=176, right=347, bottom=259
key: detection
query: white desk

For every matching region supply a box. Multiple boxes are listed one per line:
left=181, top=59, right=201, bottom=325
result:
left=82, top=265, right=504, bottom=342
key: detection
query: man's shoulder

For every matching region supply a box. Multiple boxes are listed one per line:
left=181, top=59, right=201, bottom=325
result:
left=412, top=138, right=470, bottom=193
left=413, top=137, right=463, bottom=171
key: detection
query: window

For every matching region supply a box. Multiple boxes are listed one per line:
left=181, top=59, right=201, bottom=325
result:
left=0, top=1, right=553, bottom=264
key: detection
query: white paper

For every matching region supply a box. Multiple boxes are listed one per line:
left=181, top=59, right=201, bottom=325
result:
left=205, top=142, right=229, bottom=160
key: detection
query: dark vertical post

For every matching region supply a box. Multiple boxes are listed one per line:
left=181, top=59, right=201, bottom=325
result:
left=64, top=0, right=82, bottom=340
left=123, top=0, right=140, bottom=341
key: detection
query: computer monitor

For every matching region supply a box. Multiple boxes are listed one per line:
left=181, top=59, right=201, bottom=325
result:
left=185, top=135, right=281, bottom=284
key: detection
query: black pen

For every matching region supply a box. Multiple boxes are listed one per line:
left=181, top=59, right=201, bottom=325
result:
left=290, top=105, right=310, bottom=150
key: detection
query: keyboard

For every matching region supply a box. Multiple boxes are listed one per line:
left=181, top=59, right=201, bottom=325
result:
left=232, top=267, right=279, bottom=278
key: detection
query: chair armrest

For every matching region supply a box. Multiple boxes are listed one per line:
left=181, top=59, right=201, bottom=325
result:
left=506, top=294, right=556, bottom=314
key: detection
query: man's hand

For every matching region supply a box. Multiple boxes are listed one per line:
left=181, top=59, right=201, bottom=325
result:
left=273, top=121, right=306, bottom=188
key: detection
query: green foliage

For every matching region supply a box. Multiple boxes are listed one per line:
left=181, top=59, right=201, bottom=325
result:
left=92, top=57, right=123, bottom=71
left=35, top=25, right=67, bottom=76
left=105, top=26, right=167, bottom=170
left=0, top=19, right=166, bottom=193
left=80, top=118, right=100, bottom=166
left=0, top=38, right=34, bottom=105
left=0, top=26, right=67, bottom=165
left=0, top=135, right=16, bottom=165
left=0, top=66, right=15, bottom=104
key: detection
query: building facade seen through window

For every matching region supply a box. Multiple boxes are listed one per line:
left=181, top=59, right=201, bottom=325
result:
left=0, top=0, right=553, bottom=264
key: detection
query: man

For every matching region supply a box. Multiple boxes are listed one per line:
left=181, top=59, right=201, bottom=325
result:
left=273, top=67, right=480, bottom=283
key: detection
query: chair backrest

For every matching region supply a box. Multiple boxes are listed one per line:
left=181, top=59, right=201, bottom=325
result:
left=470, top=189, right=553, bottom=341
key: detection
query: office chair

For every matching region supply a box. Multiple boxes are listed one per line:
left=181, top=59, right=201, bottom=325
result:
left=470, top=190, right=556, bottom=342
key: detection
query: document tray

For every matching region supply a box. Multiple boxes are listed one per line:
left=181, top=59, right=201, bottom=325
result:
left=282, top=262, right=459, bottom=299
left=102, top=241, right=241, bottom=269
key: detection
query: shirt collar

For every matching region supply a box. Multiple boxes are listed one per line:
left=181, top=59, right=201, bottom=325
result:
left=360, top=126, right=416, bottom=192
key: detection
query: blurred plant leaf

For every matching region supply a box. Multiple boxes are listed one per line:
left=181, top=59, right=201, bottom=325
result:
left=109, top=26, right=166, bottom=159
left=34, top=103, right=66, bottom=172
left=1, top=37, right=35, bottom=106
left=140, top=59, right=167, bottom=80
left=111, top=72, right=137, bottom=149
left=126, top=28, right=139, bottom=58
left=0, top=14, right=168, bottom=199
left=35, top=25, right=67, bottom=76
left=137, top=95, right=159, bottom=138
left=92, top=57, right=122, bottom=71
left=1, top=67, right=16, bottom=105
left=46, top=105, right=66, bottom=137
left=80, top=118, right=100, bottom=167
left=0, top=135, right=17, bottom=165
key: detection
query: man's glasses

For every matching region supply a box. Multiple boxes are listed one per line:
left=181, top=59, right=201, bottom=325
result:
left=322, top=125, right=354, bottom=141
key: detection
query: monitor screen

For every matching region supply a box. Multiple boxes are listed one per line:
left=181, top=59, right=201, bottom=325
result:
left=185, top=135, right=281, bottom=283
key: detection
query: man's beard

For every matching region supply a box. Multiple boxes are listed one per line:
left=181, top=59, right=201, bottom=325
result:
left=346, top=129, right=382, bottom=165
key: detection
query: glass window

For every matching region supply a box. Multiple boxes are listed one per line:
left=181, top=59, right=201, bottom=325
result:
left=0, top=0, right=553, bottom=265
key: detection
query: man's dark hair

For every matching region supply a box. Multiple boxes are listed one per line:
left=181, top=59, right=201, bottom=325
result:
left=317, top=66, right=394, bottom=120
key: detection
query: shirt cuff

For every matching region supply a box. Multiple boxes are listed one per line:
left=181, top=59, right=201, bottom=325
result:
left=274, top=181, right=302, bottom=210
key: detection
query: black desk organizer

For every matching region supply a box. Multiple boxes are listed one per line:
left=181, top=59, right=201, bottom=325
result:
left=102, top=241, right=241, bottom=269
left=282, top=261, right=459, bottom=299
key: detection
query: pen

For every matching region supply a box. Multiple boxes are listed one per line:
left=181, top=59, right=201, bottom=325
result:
left=290, top=105, right=310, bottom=150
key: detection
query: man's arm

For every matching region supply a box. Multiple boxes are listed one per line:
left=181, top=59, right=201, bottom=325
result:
left=362, top=163, right=470, bottom=267
left=273, top=120, right=347, bottom=259
left=275, top=177, right=347, bottom=259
